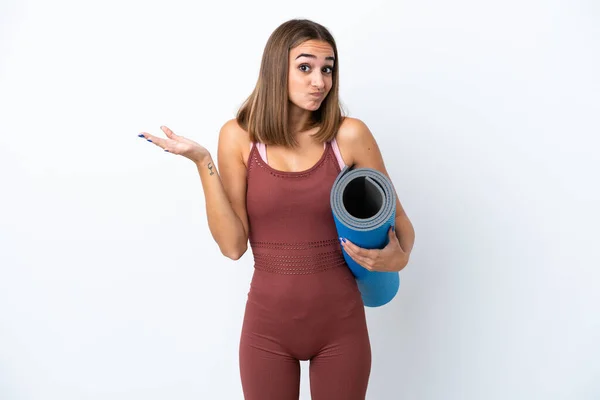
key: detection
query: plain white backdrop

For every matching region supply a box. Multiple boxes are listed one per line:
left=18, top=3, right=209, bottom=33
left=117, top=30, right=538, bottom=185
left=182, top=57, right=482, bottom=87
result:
left=1, top=0, right=598, bottom=399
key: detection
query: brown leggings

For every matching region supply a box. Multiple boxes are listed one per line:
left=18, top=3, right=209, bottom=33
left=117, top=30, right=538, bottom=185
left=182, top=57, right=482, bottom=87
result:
left=239, top=268, right=371, bottom=400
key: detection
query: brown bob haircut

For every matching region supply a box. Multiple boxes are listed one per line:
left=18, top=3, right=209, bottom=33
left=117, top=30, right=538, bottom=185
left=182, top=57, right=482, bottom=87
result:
left=236, top=19, right=346, bottom=147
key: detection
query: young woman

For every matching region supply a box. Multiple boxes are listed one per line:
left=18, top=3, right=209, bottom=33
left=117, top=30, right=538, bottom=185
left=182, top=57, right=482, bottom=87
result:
left=139, top=18, right=415, bottom=400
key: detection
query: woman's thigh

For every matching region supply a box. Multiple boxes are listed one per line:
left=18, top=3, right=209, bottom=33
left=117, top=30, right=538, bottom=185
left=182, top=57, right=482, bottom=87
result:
left=309, top=329, right=372, bottom=400
left=239, top=331, right=301, bottom=400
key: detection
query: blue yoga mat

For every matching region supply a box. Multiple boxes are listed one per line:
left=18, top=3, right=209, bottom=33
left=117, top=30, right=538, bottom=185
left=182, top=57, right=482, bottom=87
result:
left=330, top=166, right=400, bottom=307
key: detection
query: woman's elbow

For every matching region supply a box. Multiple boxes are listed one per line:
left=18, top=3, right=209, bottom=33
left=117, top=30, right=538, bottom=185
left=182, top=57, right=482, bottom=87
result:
left=221, top=242, right=248, bottom=260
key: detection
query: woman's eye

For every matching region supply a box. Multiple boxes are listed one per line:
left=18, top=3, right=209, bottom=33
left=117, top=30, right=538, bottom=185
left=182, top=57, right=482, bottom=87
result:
left=299, top=64, right=333, bottom=74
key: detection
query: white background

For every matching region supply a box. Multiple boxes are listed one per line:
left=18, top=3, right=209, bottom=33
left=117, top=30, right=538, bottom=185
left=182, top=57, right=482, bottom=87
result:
left=1, top=0, right=598, bottom=399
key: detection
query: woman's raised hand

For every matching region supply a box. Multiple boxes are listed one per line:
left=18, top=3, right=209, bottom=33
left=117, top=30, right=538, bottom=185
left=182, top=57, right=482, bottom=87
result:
left=138, top=126, right=210, bottom=164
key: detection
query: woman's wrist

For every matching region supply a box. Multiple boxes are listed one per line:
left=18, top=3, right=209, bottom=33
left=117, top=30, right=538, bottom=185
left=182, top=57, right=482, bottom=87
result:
left=194, top=152, right=212, bottom=167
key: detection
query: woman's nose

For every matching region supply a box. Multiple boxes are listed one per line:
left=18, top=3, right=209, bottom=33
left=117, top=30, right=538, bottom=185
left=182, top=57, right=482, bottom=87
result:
left=311, top=74, right=325, bottom=89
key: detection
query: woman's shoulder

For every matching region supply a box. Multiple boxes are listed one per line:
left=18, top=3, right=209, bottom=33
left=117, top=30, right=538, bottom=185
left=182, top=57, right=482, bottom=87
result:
left=220, top=118, right=250, bottom=139
left=218, top=118, right=253, bottom=166
left=337, top=116, right=371, bottom=141
left=335, top=117, right=377, bottom=164
left=219, top=118, right=253, bottom=147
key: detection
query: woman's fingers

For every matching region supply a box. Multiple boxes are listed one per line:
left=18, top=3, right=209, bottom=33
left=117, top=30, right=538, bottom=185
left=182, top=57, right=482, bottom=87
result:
left=138, top=132, right=172, bottom=152
left=341, top=239, right=378, bottom=271
left=161, top=125, right=197, bottom=146
left=160, top=125, right=177, bottom=140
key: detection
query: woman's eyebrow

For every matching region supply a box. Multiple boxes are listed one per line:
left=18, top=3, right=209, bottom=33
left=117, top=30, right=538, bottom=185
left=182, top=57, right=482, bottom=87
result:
left=295, top=53, right=335, bottom=61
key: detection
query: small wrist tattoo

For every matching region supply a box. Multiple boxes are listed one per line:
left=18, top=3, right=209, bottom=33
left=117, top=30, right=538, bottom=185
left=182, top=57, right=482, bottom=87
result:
left=207, top=162, right=214, bottom=175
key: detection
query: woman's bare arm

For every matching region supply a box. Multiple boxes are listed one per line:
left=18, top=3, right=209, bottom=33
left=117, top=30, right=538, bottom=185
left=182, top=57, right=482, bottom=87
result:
left=200, top=119, right=250, bottom=259
left=139, top=122, right=249, bottom=260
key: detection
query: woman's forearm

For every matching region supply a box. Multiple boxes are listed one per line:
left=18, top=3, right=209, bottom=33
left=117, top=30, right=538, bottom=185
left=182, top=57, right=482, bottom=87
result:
left=395, top=214, right=415, bottom=255
left=196, top=155, right=248, bottom=260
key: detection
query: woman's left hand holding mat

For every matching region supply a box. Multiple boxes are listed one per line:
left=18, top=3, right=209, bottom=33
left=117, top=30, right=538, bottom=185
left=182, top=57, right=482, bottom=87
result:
left=341, top=227, right=409, bottom=273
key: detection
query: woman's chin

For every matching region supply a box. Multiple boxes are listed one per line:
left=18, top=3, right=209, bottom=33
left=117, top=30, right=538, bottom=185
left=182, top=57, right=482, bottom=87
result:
left=304, top=101, right=323, bottom=111
left=289, top=99, right=323, bottom=112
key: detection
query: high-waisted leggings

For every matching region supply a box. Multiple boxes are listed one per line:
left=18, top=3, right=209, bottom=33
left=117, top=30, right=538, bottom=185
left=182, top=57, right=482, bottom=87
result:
left=239, top=266, right=371, bottom=400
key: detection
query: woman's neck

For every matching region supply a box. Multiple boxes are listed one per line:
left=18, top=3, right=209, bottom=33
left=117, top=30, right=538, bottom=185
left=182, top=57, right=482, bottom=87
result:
left=288, top=103, right=313, bottom=135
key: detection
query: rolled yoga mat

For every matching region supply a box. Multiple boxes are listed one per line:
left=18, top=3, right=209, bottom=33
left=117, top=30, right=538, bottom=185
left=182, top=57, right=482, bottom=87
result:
left=330, top=166, right=400, bottom=307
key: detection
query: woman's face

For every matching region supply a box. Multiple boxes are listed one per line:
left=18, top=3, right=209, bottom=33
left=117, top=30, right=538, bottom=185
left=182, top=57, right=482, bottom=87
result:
left=287, top=40, right=335, bottom=112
